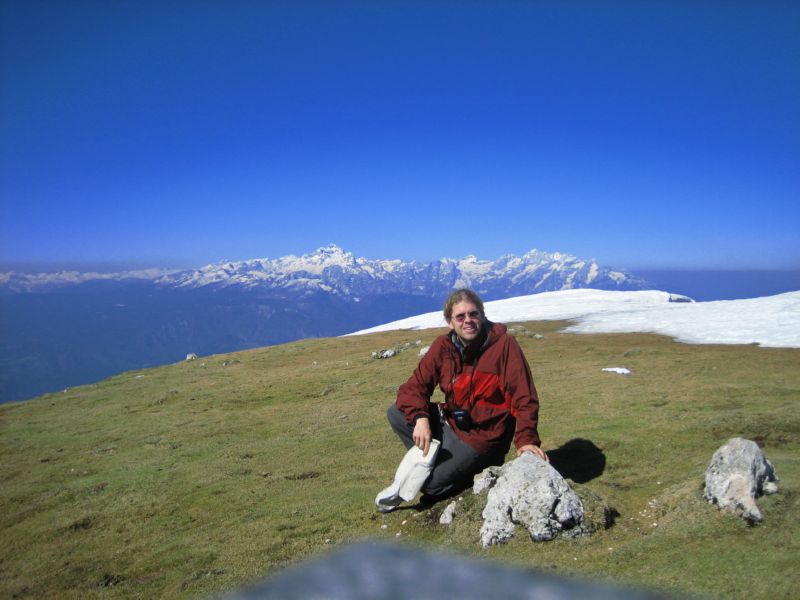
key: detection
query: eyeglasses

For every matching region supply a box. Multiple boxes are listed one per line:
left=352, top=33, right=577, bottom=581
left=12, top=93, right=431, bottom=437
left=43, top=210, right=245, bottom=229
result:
left=452, top=310, right=481, bottom=323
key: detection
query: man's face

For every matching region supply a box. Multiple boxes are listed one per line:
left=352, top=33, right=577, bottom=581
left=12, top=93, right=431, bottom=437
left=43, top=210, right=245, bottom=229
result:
left=448, top=300, right=484, bottom=344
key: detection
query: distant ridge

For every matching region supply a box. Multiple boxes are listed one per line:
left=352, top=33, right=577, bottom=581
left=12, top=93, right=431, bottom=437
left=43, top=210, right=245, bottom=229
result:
left=1, top=244, right=645, bottom=298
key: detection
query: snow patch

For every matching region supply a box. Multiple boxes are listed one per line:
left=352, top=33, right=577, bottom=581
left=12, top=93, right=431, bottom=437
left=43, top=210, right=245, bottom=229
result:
left=602, top=367, right=631, bottom=375
left=349, top=289, right=800, bottom=349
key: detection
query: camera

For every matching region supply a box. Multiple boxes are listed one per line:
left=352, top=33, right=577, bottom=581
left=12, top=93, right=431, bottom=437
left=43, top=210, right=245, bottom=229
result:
left=451, top=408, right=473, bottom=430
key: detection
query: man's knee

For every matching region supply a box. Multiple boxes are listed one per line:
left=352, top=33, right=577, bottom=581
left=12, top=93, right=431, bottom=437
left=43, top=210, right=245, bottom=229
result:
left=421, top=471, right=473, bottom=498
left=387, top=404, right=409, bottom=431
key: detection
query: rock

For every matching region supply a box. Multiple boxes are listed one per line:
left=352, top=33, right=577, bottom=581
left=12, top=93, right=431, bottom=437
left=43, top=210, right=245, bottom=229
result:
left=439, top=501, right=457, bottom=525
left=477, top=453, right=586, bottom=547
left=185, top=353, right=198, bottom=361
left=472, top=465, right=502, bottom=495
left=668, top=293, right=694, bottom=303
left=418, top=345, right=430, bottom=358
left=228, top=541, right=677, bottom=600
left=704, top=437, right=779, bottom=523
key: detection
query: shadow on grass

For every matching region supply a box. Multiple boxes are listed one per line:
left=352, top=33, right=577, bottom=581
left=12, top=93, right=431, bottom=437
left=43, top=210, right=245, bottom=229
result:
left=548, top=438, right=606, bottom=483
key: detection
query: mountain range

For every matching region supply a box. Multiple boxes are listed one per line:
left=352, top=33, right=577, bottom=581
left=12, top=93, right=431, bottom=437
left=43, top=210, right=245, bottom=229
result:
left=0, top=244, right=645, bottom=403
left=1, top=244, right=643, bottom=297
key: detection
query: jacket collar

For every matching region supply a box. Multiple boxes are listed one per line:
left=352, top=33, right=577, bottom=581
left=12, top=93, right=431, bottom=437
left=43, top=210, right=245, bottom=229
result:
left=449, top=320, right=498, bottom=361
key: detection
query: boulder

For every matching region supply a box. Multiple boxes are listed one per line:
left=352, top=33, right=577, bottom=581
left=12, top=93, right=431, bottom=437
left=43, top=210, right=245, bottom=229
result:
left=703, top=437, right=778, bottom=523
left=476, top=453, right=586, bottom=547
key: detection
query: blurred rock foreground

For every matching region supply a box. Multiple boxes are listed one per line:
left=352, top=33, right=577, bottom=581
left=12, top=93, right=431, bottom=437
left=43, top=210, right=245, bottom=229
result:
left=224, top=541, right=673, bottom=600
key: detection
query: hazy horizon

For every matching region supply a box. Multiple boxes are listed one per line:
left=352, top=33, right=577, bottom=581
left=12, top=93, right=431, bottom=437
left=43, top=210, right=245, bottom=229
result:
left=2, top=249, right=799, bottom=276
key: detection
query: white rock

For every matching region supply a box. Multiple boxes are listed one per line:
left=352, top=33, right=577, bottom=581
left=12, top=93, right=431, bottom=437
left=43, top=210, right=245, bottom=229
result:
left=479, top=453, right=585, bottom=547
left=704, top=437, right=779, bottom=523
left=472, top=465, right=502, bottom=495
left=439, top=502, right=457, bottom=525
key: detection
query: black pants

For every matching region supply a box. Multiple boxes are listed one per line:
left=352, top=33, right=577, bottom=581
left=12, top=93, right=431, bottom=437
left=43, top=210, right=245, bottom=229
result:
left=387, top=404, right=506, bottom=499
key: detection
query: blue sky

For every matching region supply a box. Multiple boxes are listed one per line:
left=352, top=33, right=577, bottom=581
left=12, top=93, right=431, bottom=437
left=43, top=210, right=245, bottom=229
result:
left=1, top=1, right=798, bottom=271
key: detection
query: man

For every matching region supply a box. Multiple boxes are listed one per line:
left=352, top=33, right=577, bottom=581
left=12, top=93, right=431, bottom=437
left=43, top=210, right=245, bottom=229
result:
left=377, top=288, right=546, bottom=511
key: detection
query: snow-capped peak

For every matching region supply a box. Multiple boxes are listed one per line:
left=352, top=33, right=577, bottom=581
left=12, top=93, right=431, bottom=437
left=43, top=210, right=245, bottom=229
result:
left=1, top=245, right=645, bottom=297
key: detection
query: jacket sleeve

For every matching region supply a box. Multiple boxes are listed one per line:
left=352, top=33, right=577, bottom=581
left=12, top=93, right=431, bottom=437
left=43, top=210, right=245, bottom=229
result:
left=395, top=336, right=444, bottom=424
left=502, top=336, right=542, bottom=449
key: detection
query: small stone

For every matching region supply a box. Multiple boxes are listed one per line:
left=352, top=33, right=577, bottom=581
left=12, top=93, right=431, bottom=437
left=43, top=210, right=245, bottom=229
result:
left=439, top=502, right=457, bottom=525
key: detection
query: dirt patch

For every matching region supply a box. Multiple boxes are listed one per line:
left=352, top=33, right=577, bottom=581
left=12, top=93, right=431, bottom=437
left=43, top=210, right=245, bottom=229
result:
left=285, top=471, right=321, bottom=481
left=100, top=573, right=125, bottom=587
left=68, top=517, right=92, bottom=532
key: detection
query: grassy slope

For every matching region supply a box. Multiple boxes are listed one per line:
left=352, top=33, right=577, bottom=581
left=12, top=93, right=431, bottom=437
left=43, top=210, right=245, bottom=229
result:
left=1, top=321, right=798, bottom=599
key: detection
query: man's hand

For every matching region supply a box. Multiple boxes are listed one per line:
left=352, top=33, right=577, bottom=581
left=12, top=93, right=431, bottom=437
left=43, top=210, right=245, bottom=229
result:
left=516, top=444, right=548, bottom=461
left=412, top=417, right=432, bottom=456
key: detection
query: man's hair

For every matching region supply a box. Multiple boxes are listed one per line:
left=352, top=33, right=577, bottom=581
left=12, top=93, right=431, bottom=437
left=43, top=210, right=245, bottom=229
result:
left=443, top=288, right=485, bottom=322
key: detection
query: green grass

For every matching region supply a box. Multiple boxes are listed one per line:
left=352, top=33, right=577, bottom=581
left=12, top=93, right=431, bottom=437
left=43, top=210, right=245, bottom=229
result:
left=1, top=322, right=798, bottom=599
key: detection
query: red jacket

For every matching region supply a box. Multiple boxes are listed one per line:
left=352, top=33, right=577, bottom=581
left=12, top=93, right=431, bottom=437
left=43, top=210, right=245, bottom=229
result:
left=396, top=322, right=541, bottom=455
